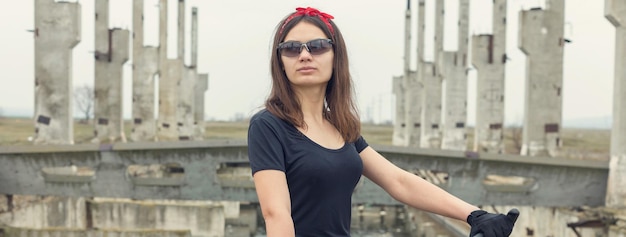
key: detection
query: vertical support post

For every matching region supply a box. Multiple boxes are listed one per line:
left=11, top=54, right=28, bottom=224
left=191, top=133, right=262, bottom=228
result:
left=441, top=0, right=471, bottom=151
left=33, top=0, right=81, bottom=145
left=131, top=0, right=160, bottom=141
left=420, top=0, right=443, bottom=149
left=605, top=0, right=626, bottom=213
left=518, top=1, right=565, bottom=157
left=472, top=0, right=508, bottom=153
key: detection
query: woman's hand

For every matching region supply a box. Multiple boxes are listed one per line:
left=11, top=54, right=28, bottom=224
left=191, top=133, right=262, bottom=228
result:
left=467, top=208, right=519, bottom=237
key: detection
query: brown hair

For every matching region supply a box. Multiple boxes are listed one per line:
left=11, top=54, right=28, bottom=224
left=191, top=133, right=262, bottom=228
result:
left=265, top=9, right=361, bottom=142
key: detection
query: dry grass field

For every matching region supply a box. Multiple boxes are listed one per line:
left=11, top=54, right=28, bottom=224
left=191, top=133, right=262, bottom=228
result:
left=0, top=117, right=610, bottom=161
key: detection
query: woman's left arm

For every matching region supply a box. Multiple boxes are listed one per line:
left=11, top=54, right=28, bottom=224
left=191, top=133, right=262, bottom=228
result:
left=359, top=146, right=478, bottom=221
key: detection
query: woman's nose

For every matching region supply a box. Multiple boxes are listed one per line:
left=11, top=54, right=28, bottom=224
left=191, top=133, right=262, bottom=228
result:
left=298, top=45, right=313, bottom=61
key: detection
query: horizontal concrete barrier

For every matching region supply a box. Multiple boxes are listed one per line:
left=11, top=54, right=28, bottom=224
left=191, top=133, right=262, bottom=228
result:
left=0, top=139, right=609, bottom=206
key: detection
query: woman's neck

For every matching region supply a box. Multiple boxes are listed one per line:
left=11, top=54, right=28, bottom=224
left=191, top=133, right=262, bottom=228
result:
left=294, top=86, right=327, bottom=125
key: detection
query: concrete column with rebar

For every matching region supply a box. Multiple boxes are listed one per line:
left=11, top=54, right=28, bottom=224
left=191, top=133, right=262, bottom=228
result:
left=93, top=0, right=130, bottom=143
left=403, top=0, right=422, bottom=147
left=605, top=0, right=626, bottom=211
left=33, top=0, right=81, bottom=145
left=441, top=0, right=470, bottom=151
left=518, top=0, right=565, bottom=157
left=472, top=0, right=508, bottom=153
left=420, top=0, right=443, bottom=149
left=131, top=0, right=160, bottom=142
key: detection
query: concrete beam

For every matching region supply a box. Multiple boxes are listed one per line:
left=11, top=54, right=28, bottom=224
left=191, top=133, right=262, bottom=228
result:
left=518, top=1, right=565, bottom=157
left=0, top=141, right=608, bottom=207
left=131, top=0, right=160, bottom=142
left=605, top=0, right=626, bottom=209
left=33, top=0, right=81, bottom=145
left=472, top=0, right=507, bottom=154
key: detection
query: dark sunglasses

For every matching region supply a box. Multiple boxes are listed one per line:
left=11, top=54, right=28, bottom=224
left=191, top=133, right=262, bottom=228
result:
left=278, top=39, right=334, bottom=57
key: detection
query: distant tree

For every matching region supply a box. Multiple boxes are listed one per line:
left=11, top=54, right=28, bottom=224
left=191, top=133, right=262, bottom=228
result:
left=74, top=84, right=94, bottom=123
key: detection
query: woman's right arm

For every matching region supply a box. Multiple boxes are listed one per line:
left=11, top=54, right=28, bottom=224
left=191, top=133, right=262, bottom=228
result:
left=253, top=169, right=294, bottom=236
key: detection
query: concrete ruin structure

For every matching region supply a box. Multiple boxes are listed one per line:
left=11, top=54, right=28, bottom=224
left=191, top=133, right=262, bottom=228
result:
left=157, top=0, right=185, bottom=141
left=177, top=4, right=195, bottom=141
left=194, top=74, right=209, bottom=139
left=440, top=0, right=470, bottom=151
left=395, top=0, right=422, bottom=147
left=93, top=0, right=130, bottom=143
left=605, top=0, right=626, bottom=219
left=33, top=0, right=81, bottom=145
left=518, top=0, right=566, bottom=157
left=472, top=0, right=508, bottom=153
left=131, top=0, right=160, bottom=142
left=392, top=75, right=406, bottom=146
left=403, top=0, right=422, bottom=147
left=419, top=0, right=443, bottom=149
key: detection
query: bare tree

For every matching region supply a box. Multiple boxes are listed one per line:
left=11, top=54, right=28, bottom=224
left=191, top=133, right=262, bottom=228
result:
left=74, top=84, right=94, bottom=123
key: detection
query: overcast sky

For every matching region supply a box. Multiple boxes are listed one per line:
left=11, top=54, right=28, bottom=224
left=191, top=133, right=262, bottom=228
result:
left=0, top=0, right=616, bottom=126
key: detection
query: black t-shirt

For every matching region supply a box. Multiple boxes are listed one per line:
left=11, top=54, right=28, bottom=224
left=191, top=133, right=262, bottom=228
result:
left=247, top=109, right=369, bottom=237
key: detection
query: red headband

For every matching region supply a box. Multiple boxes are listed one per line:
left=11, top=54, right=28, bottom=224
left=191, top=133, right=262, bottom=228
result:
left=279, top=7, right=335, bottom=36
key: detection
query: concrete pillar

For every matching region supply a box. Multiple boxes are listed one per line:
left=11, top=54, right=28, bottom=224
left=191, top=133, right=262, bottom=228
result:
left=403, top=0, right=422, bottom=147
left=472, top=0, right=507, bottom=153
left=177, top=2, right=196, bottom=141
left=518, top=0, right=565, bottom=156
left=392, top=75, right=406, bottom=146
left=194, top=74, right=208, bottom=139
left=93, top=0, right=130, bottom=143
left=33, top=0, right=81, bottom=145
left=393, top=1, right=410, bottom=147
left=158, top=0, right=183, bottom=141
left=420, top=0, right=443, bottom=149
left=605, top=0, right=626, bottom=210
left=131, top=0, right=160, bottom=142
left=441, top=0, right=470, bottom=151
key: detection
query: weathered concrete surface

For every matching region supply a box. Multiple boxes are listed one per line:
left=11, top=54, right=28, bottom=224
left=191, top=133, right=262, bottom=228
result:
left=194, top=74, right=209, bottom=140
left=605, top=0, right=626, bottom=211
left=420, top=0, right=443, bottom=149
left=0, top=141, right=609, bottom=207
left=2, top=227, right=191, bottom=237
left=404, top=71, right=421, bottom=147
left=392, top=75, right=406, bottom=146
left=472, top=0, right=507, bottom=154
left=518, top=1, right=565, bottom=157
left=90, top=198, right=225, bottom=237
left=93, top=28, right=129, bottom=143
left=131, top=0, right=159, bottom=142
left=0, top=197, right=85, bottom=229
left=440, top=0, right=470, bottom=151
left=419, top=64, right=442, bottom=149
left=33, top=0, right=81, bottom=145
left=157, top=0, right=182, bottom=141
left=93, top=0, right=130, bottom=143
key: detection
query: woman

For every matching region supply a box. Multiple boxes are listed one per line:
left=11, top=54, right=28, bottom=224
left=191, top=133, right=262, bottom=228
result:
left=247, top=7, right=517, bottom=237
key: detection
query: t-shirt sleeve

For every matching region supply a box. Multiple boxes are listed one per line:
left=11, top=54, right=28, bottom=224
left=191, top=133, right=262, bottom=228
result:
left=354, top=135, right=369, bottom=153
left=247, top=117, right=286, bottom=175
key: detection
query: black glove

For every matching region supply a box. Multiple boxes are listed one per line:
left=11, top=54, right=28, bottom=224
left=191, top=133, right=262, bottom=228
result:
left=467, top=209, right=519, bottom=237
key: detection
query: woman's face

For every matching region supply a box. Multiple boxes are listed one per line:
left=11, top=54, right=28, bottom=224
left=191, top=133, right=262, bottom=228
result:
left=280, top=21, right=334, bottom=88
